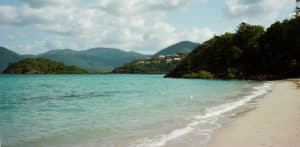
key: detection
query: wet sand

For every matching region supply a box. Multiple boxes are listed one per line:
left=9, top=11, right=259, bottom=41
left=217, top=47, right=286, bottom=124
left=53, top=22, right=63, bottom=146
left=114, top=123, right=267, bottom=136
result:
left=208, top=81, right=300, bottom=147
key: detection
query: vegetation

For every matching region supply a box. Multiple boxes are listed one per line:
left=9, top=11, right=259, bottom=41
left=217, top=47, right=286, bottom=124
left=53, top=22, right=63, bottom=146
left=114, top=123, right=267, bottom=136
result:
left=113, top=61, right=179, bottom=74
left=182, top=70, right=214, bottom=79
left=3, top=58, right=88, bottom=74
left=113, top=54, right=186, bottom=74
left=296, top=6, right=300, bottom=17
left=166, top=17, right=300, bottom=80
left=1, top=41, right=196, bottom=73
left=0, top=47, right=149, bottom=73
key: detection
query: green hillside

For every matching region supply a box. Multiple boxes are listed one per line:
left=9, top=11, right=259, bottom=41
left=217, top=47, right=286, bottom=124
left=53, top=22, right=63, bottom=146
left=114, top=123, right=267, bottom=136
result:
left=38, top=48, right=149, bottom=72
left=113, top=54, right=186, bottom=74
left=166, top=17, right=300, bottom=80
left=0, top=47, right=149, bottom=73
left=1, top=41, right=197, bottom=73
left=0, top=47, right=23, bottom=72
left=3, top=58, right=88, bottom=74
left=154, top=41, right=199, bottom=56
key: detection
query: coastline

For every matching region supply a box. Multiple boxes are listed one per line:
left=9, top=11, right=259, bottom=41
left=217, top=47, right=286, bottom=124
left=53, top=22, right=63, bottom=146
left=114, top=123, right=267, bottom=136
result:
left=132, top=81, right=272, bottom=147
left=207, top=80, right=300, bottom=147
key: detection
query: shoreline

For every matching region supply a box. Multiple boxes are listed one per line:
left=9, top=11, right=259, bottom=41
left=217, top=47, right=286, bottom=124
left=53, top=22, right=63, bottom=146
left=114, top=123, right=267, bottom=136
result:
left=207, top=80, right=300, bottom=147
left=136, top=81, right=272, bottom=147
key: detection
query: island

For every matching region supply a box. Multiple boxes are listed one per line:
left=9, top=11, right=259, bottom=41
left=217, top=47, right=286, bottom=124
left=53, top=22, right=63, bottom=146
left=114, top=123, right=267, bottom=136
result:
left=3, top=58, right=88, bottom=74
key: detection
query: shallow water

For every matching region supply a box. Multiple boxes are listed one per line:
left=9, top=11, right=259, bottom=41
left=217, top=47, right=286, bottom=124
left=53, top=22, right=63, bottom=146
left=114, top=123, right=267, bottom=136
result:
left=0, top=74, right=270, bottom=147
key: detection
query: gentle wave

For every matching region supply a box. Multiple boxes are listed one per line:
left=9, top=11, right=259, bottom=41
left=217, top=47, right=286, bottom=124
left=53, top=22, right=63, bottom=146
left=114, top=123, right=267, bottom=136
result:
left=131, top=82, right=273, bottom=147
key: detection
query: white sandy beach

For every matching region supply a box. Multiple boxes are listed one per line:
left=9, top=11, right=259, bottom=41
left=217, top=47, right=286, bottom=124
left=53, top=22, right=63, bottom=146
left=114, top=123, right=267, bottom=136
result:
left=208, top=81, right=300, bottom=147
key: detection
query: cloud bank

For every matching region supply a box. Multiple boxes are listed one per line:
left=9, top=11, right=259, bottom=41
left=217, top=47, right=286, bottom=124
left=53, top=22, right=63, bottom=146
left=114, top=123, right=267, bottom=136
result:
left=0, top=0, right=294, bottom=54
left=225, top=0, right=294, bottom=23
left=0, top=0, right=213, bottom=54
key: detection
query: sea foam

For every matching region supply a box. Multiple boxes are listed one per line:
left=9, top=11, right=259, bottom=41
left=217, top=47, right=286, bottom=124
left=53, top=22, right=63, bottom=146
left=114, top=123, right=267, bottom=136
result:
left=131, top=82, right=273, bottom=147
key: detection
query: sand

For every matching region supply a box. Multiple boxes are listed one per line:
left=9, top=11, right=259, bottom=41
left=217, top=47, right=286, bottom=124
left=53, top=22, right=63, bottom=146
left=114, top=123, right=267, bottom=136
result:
left=208, top=81, right=300, bottom=147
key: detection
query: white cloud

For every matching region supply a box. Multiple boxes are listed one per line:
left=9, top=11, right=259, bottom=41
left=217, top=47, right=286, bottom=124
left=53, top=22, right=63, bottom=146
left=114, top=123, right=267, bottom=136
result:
left=185, top=28, right=215, bottom=42
left=20, top=0, right=74, bottom=8
left=0, top=6, right=20, bottom=25
left=44, top=39, right=63, bottom=49
left=225, top=0, right=294, bottom=23
left=95, top=0, right=205, bottom=15
left=0, top=0, right=212, bottom=54
left=6, top=38, right=65, bottom=54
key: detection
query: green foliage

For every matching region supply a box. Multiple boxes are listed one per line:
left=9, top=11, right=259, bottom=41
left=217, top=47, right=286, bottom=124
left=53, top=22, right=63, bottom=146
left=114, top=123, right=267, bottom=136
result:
left=226, top=68, right=238, bottom=79
left=3, top=58, right=89, bottom=74
left=113, top=54, right=187, bottom=74
left=1, top=41, right=195, bottom=73
left=183, top=70, right=214, bottom=79
left=166, top=17, right=300, bottom=80
left=113, top=60, right=180, bottom=74
left=0, top=47, right=149, bottom=73
left=295, top=6, right=300, bottom=17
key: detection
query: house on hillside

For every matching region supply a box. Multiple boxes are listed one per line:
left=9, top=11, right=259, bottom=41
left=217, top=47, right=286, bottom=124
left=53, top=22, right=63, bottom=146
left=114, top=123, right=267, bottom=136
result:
left=158, top=55, right=165, bottom=59
left=136, top=61, right=145, bottom=64
left=166, top=59, right=173, bottom=62
left=173, top=57, right=182, bottom=61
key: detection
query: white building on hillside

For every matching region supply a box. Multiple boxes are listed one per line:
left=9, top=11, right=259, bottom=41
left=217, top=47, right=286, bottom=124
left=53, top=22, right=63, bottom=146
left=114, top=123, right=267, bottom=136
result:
left=158, top=55, right=165, bottom=59
left=166, top=59, right=173, bottom=62
left=173, top=58, right=182, bottom=61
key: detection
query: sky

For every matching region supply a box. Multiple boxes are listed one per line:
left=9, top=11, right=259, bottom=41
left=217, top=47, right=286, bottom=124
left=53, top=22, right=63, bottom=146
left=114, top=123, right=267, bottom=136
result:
left=0, top=0, right=296, bottom=55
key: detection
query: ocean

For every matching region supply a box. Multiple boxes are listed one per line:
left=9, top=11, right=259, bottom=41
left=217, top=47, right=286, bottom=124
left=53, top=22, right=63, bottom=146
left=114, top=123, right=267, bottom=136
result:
left=0, top=74, right=271, bottom=147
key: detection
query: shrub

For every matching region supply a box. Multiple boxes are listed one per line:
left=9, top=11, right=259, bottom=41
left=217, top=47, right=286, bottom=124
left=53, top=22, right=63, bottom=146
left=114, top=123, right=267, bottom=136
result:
left=183, top=70, right=214, bottom=79
left=226, top=67, right=238, bottom=79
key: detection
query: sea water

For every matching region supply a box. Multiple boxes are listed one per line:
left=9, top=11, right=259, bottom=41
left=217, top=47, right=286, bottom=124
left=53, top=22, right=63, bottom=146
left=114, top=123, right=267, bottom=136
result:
left=0, top=74, right=271, bottom=147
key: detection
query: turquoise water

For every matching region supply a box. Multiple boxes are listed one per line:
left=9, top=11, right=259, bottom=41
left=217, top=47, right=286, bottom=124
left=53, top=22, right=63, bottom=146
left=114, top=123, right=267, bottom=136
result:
left=0, top=75, right=269, bottom=147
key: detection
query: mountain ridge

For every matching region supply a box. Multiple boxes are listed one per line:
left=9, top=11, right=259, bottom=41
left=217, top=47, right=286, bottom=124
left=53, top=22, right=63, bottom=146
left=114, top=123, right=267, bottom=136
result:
left=38, top=47, right=149, bottom=72
left=0, top=47, right=23, bottom=72
left=0, top=41, right=199, bottom=72
left=154, top=41, right=199, bottom=56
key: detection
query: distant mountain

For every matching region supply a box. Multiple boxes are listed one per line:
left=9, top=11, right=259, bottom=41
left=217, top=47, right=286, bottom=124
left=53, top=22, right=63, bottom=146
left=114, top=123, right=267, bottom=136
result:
left=1, top=41, right=198, bottom=73
left=3, top=58, right=88, bottom=74
left=0, top=47, right=23, bottom=72
left=38, top=48, right=149, bottom=72
left=154, top=41, right=199, bottom=56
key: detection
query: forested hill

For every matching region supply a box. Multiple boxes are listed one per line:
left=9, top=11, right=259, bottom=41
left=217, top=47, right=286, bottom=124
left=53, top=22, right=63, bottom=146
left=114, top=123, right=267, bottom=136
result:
left=0, top=47, right=23, bottom=72
left=112, top=41, right=198, bottom=74
left=113, top=54, right=186, bottom=74
left=166, top=17, right=300, bottom=80
left=3, top=58, right=88, bottom=74
left=154, top=41, right=199, bottom=56
left=0, top=41, right=195, bottom=73
left=38, top=48, right=149, bottom=72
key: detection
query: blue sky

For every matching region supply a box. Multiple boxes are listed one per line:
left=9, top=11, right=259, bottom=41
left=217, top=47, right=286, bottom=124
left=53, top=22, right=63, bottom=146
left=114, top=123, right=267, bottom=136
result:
left=0, top=0, right=296, bottom=54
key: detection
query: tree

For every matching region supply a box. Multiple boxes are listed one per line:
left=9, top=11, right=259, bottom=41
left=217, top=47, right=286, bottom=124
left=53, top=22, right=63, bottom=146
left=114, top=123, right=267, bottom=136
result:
left=235, top=23, right=264, bottom=50
left=166, top=18, right=300, bottom=80
left=3, top=58, right=89, bottom=74
left=295, top=6, right=300, bottom=17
